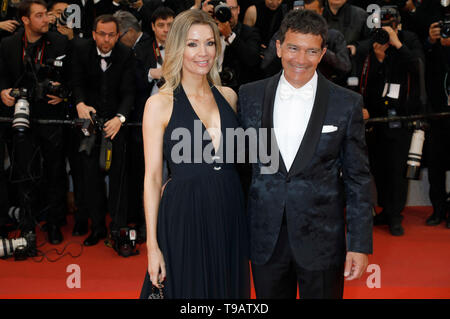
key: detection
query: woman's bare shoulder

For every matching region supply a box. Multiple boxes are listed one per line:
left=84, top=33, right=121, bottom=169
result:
left=144, top=92, right=174, bottom=126
left=216, top=85, right=238, bottom=113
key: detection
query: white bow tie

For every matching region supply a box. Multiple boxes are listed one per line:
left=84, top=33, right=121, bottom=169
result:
left=279, top=82, right=314, bottom=101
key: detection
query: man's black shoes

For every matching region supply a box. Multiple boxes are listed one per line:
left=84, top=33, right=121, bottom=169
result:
left=72, top=220, right=89, bottom=236
left=83, top=229, right=107, bottom=246
left=47, top=224, right=63, bottom=245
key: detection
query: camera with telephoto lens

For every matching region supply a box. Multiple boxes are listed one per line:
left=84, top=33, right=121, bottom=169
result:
left=0, top=231, right=37, bottom=260
left=406, top=120, right=428, bottom=180
left=108, top=227, right=139, bottom=257
left=371, top=6, right=400, bottom=45
left=10, top=88, right=31, bottom=133
left=57, top=7, right=72, bottom=26
left=205, top=0, right=232, bottom=23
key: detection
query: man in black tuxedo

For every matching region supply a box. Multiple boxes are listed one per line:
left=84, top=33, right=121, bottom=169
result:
left=114, top=8, right=173, bottom=242
left=0, top=0, right=70, bottom=243
left=238, top=9, right=372, bottom=299
left=71, top=14, right=135, bottom=246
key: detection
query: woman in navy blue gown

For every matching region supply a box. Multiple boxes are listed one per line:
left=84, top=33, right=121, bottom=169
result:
left=139, top=9, right=249, bottom=299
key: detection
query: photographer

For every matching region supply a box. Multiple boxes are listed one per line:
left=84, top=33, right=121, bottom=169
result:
left=323, top=0, right=372, bottom=58
left=114, top=8, right=171, bottom=242
left=203, top=0, right=260, bottom=91
left=423, top=13, right=450, bottom=229
left=0, top=0, right=71, bottom=243
left=71, top=14, right=135, bottom=246
left=358, top=5, right=425, bottom=236
left=48, top=0, right=76, bottom=40
left=243, top=0, right=290, bottom=50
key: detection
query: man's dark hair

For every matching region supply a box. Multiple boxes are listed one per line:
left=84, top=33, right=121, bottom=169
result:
left=94, top=14, right=119, bottom=33
left=18, top=0, right=48, bottom=19
left=47, top=0, right=69, bottom=11
left=279, top=9, right=328, bottom=48
left=150, top=6, right=175, bottom=24
left=305, top=0, right=324, bottom=8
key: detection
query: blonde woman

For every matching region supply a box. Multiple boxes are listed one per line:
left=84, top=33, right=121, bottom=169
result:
left=139, top=9, right=250, bottom=299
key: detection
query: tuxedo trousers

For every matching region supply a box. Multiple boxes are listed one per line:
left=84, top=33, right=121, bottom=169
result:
left=251, top=216, right=345, bottom=299
left=77, top=130, right=128, bottom=232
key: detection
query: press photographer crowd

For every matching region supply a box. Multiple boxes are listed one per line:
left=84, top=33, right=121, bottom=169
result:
left=0, top=0, right=449, bottom=260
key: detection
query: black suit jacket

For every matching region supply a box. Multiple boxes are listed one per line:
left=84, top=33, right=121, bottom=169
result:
left=131, top=33, right=154, bottom=125
left=238, top=71, right=373, bottom=270
left=0, top=29, right=70, bottom=118
left=70, top=38, right=135, bottom=120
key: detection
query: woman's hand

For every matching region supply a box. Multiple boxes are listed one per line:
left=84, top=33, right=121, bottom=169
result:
left=148, top=247, right=166, bottom=287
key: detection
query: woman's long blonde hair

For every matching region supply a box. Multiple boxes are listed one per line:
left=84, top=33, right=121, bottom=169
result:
left=159, top=9, right=222, bottom=94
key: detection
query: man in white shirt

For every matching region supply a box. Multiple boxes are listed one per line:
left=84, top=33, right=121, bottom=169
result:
left=238, top=9, right=372, bottom=299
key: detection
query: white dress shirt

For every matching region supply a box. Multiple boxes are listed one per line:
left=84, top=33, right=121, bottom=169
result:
left=96, top=47, right=112, bottom=72
left=148, top=41, right=165, bottom=96
left=273, top=71, right=318, bottom=172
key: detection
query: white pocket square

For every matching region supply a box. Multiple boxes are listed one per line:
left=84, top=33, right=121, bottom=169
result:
left=321, top=125, right=338, bottom=133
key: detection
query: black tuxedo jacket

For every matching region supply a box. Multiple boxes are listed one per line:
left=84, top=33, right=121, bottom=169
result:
left=238, top=71, right=373, bottom=271
left=132, top=33, right=155, bottom=123
left=70, top=38, right=135, bottom=120
left=0, top=29, right=70, bottom=118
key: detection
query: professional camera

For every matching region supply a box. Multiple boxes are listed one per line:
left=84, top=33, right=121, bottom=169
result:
left=406, top=120, right=428, bottom=180
left=0, top=231, right=37, bottom=260
left=206, top=0, right=232, bottom=23
left=10, top=88, right=31, bottom=133
left=107, top=227, right=139, bottom=257
left=439, top=19, right=450, bottom=38
left=77, top=112, right=112, bottom=171
left=57, top=7, right=72, bottom=26
left=371, top=6, right=400, bottom=45
left=220, top=66, right=237, bottom=87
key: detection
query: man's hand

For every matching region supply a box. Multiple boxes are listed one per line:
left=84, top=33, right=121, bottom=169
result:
left=347, top=44, right=356, bottom=56
left=363, top=108, right=370, bottom=120
left=201, top=0, right=214, bottom=16
left=76, top=102, right=96, bottom=120
left=218, top=21, right=232, bottom=39
left=1, top=89, right=15, bottom=107
left=149, top=67, right=163, bottom=80
left=47, top=94, right=63, bottom=105
left=344, top=251, right=369, bottom=281
left=383, top=26, right=402, bottom=49
left=441, top=37, right=450, bottom=47
left=373, top=42, right=389, bottom=63
left=0, top=20, right=20, bottom=33
left=429, top=22, right=441, bottom=44
left=130, top=0, right=143, bottom=10
left=103, top=116, right=122, bottom=140
left=57, top=25, right=74, bottom=40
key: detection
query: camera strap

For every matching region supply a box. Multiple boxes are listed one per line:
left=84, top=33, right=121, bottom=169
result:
left=22, top=34, right=46, bottom=65
left=359, top=54, right=371, bottom=97
left=152, top=41, right=163, bottom=66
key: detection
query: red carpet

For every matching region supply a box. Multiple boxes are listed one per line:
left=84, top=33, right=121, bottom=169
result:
left=0, top=206, right=449, bottom=299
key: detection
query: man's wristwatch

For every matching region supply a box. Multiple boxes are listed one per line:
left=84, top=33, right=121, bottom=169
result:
left=116, top=113, right=126, bottom=124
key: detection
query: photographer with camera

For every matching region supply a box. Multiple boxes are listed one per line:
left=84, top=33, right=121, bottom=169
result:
left=71, top=14, right=135, bottom=247
left=202, top=0, right=261, bottom=92
left=357, top=5, right=425, bottom=236
left=422, top=3, right=450, bottom=229
left=0, top=0, right=71, bottom=244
